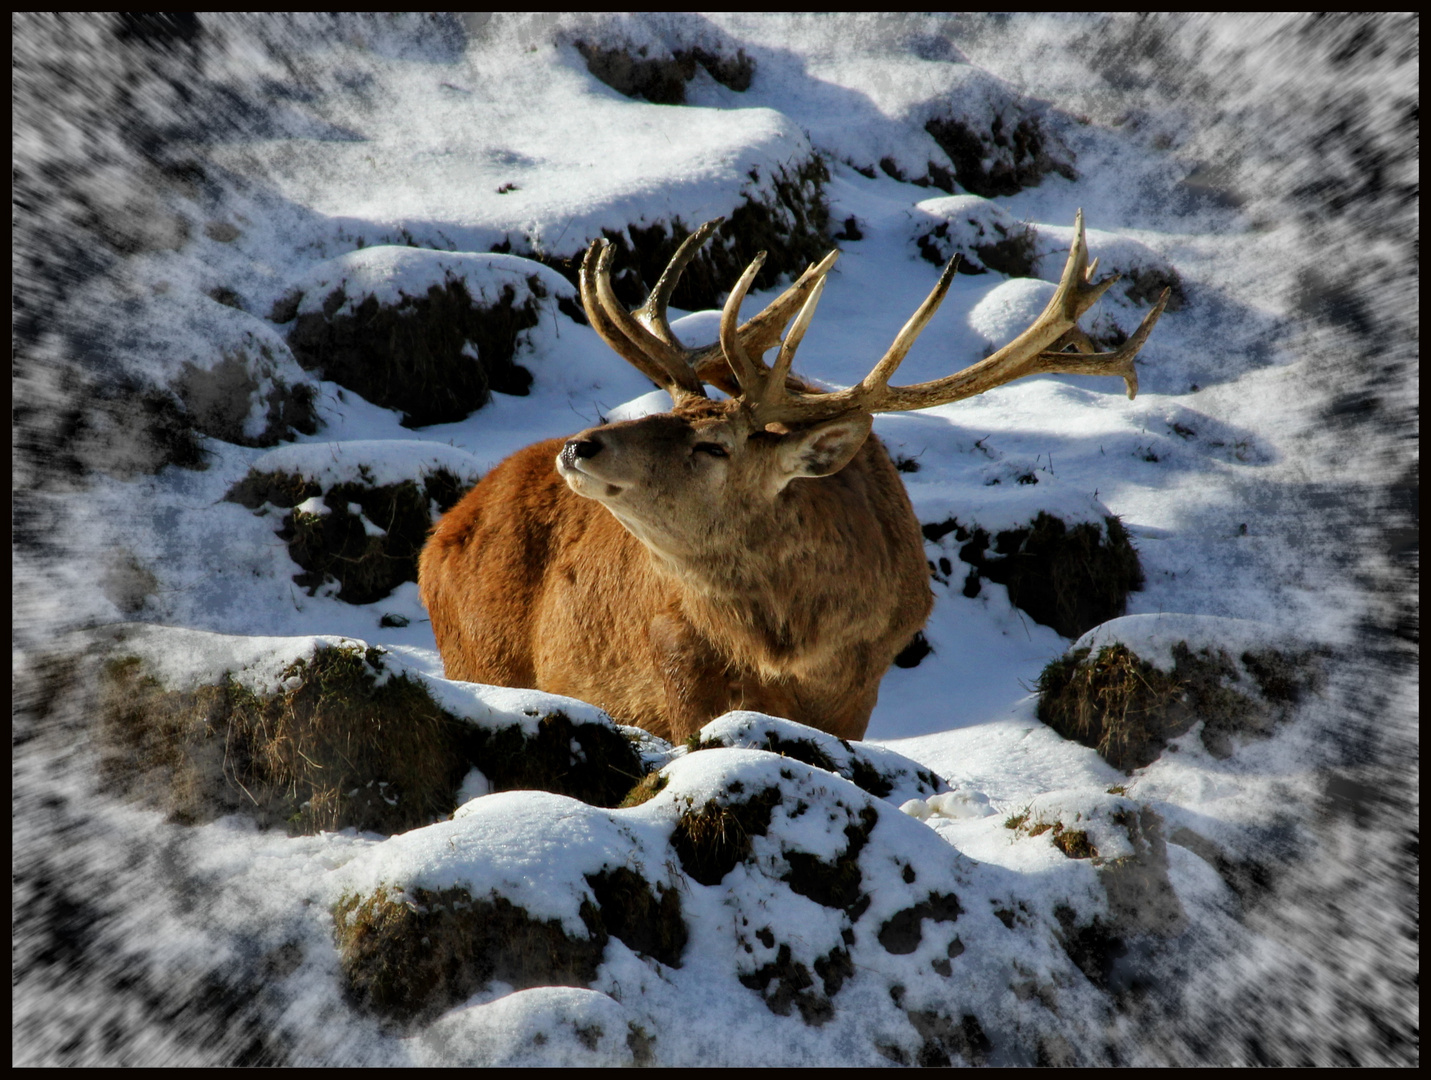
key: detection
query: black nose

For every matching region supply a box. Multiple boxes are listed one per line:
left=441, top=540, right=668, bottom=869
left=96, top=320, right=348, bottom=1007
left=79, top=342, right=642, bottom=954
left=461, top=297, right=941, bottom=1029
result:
left=561, top=438, right=602, bottom=468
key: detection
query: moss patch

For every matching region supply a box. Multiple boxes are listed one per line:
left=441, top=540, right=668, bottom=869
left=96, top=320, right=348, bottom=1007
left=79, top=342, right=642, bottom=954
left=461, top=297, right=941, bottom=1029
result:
left=333, top=886, right=608, bottom=1026
left=225, top=467, right=477, bottom=606
left=97, top=645, right=470, bottom=835
left=286, top=276, right=539, bottom=428
left=1036, top=641, right=1322, bottom=771
left=927, top=512, right=1144, bottom=639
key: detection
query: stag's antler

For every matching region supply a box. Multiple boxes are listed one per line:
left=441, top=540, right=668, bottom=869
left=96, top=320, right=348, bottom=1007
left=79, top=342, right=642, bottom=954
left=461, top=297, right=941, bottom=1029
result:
left=720, top=210, right=1170, bottom=428
left=579, top=218, right=839, bottom=405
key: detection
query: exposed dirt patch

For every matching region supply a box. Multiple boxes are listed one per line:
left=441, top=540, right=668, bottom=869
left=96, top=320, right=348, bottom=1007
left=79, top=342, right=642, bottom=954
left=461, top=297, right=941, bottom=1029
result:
left=498, top=157, right=831, bottom=315
left=175, top=349, right=318, bottom=448
left=333, top=886, right=608, bottom=1026
left=781, top=804, right=878, bottom=914
left=225, top=466, right=478, bottom=606
left=574, top=40, right=754, bottom=104
left=97, top=645, right=470, bottom=835
left=925, top=112, right=1077, bottom=198
left=737, top=942, right=850, bottom=1027
left=916, top=217, right=1037, bottom=277
left=906, top=1009, right=992, bottom=1067
left=694, top=725, right=938, bottom=802
left=97, top=642, right=652, bottom=835
left=925, top=512, right=1144, bottom=639
left=877, top=892, right=963, bottom=955
left=1036, top=641, right=1324, bottom=771
left=670, top=786, right=781, bottom=886
left=286, top=276, right=539, bottom=428
left=1053, top=904, right=1127, bottom=991
left=585, top=866, right=687, bottom=968
left=618, top=770, right=670, bottom=808
left=460, top=711, right=647, bottom=809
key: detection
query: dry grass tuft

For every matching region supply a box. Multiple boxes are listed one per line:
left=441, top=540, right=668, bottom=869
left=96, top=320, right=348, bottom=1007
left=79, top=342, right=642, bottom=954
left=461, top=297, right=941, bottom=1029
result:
left=99, top=645, right=469, bottom=835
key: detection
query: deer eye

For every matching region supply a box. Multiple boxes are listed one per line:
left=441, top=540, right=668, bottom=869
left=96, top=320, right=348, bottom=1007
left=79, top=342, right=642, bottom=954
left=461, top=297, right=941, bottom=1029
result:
left=692, top=442, right=728, bottom=458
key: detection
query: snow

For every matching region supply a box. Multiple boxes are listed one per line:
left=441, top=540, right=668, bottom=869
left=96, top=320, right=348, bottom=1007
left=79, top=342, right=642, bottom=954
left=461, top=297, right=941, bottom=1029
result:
left=13, top=12, right=1414, bottom=1068
left=246, top=439, right=483, bottom=490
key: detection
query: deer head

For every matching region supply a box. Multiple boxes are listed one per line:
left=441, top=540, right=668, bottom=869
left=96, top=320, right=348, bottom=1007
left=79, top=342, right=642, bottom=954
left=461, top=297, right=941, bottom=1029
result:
left=557, top=213, right=1168, bottom=563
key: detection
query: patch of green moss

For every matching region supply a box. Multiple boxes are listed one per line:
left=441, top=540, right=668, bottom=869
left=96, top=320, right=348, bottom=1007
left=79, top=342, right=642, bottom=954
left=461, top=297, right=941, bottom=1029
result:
left=286, top=276, right=539, bottom=428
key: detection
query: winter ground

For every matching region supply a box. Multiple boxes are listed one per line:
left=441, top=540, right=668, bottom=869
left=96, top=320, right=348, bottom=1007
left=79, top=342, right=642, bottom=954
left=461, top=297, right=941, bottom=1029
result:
left=13, top=14, right=1417, bottom=1066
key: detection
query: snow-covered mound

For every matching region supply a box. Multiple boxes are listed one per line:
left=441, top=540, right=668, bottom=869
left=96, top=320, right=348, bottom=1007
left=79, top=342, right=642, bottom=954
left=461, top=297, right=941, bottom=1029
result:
left=13, top=12, right=1412, bottom=1069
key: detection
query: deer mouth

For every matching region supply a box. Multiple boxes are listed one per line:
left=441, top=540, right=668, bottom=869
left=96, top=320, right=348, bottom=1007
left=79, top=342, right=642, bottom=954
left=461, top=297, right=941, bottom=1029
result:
left=556, top=450, right=624, bottom=500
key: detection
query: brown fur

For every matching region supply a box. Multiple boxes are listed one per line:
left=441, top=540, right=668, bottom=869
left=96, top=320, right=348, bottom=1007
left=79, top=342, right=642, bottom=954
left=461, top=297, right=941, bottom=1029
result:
left=419, top=396, right=931, bottom=741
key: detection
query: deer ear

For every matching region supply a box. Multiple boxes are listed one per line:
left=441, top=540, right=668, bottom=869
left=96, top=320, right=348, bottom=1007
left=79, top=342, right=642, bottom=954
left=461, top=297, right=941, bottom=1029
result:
left=774, top=413, right=873, bottom=486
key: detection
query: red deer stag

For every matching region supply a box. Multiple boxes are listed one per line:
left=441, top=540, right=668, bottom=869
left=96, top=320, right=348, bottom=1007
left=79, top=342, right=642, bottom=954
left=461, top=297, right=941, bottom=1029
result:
left=419, top=212, right=1168, bottom=741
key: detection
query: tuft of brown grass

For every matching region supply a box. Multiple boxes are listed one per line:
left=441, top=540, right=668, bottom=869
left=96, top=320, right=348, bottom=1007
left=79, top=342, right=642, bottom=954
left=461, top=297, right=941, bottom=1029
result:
left=670, top=788, right=780, bottom=886
left=1037, top=640, right=1322, bottom=771
left=1036, top=643, right=1185, bottom=772
left=99, top=644, right=469, bottom=835
left=333, top=885, right=608, bottom=1026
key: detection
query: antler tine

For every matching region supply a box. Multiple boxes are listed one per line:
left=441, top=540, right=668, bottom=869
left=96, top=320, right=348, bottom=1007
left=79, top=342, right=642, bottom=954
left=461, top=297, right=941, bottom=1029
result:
left=745, top=210, right=1168, bottom=426
left=734, top=247, right=842, bottom=359
left=719, top=252, right=770, bottom=395
left=587, top=240, right=707, bottom=400
left=580, top=241, right=685, bottom=393
left=1030, top=286, right=1171, bottom=399
left=694, top=247, right=842, bottom=396
left=857, top=253, right=961, bottom=396
left=762, top=273, right=828, bottom=410
left=634, top=217, right=725, bottom=350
